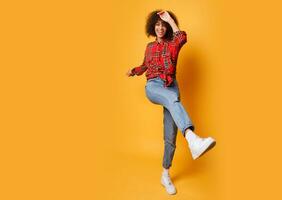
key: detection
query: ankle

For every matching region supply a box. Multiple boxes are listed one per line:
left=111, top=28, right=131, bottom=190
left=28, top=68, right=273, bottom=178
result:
left=185, top=129, right=192, bottom=136
left=162, top=168, right=170, bottom=175
left=185, top=129, right=196, bottom=138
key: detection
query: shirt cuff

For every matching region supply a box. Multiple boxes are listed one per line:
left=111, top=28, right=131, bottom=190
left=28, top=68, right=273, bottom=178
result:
left=130, top=68, right=135, bottom=76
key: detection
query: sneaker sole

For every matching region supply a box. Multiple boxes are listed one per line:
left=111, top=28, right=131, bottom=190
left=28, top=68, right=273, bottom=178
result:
left=192, top=137, right=216, bottom=160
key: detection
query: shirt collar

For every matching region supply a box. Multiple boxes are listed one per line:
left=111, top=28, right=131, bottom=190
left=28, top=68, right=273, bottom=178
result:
left=155, top=37, right=168, bottom=45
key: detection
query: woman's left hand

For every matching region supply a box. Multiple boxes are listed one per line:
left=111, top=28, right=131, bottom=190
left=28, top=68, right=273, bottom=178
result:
left=157, top=11, right=172, bottom=22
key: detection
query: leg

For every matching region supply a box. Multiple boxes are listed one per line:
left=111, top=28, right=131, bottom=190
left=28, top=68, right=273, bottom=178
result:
left=162, top=107, right=178, bottom=169
left=145, top=77, right=215, bottom=160
left=161, top=107, right=178, bottom=195
left=145, top=77, right=195, bottom=135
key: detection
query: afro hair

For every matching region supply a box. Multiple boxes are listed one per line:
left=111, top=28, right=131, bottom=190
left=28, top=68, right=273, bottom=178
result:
left=145, top=9, right=179, bottom=40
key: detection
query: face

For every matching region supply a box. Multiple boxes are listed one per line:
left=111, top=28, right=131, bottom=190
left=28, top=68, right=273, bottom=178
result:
left=155, top=20, right=167, bottom=39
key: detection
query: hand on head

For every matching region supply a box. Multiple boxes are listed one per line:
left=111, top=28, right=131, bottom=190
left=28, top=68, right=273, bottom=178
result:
left=157, top=10, right=172, bottom=22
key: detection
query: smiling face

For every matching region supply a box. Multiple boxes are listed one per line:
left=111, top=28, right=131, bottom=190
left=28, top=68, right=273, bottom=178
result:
left=154, top=20, right=167, bottom=39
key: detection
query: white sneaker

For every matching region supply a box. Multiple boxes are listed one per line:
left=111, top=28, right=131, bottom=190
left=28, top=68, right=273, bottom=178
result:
left=185, top=130, right=216, bottom=160
left=161, top=173, right=177, bottom=195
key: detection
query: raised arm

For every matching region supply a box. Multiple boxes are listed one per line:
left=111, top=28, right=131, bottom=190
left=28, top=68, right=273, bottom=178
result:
left=157, top=10, right=180, bottom=33
left=157, top=11, right=187, bottom=48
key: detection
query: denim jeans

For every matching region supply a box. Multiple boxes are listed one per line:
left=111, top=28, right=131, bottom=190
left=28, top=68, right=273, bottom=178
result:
left=145, top=77, right=195, bottom=169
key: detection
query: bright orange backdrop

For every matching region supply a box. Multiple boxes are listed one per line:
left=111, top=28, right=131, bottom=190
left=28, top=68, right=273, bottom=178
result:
left=1, top=0, right=282, bottom=199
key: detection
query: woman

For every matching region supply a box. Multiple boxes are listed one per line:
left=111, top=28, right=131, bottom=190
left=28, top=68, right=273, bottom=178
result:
left=126, top=10, right=216, bottom=195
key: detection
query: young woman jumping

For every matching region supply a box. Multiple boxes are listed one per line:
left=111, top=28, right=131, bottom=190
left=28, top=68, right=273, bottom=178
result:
left=126, top=10, right=216, bottom=195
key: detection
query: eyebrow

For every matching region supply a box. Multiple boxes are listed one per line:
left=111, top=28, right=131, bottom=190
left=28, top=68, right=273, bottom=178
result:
left=156, top=21, right=165, bottom=25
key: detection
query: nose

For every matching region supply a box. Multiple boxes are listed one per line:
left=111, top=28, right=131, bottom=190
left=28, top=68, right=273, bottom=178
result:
left=158, top=25, right=165, bottom=30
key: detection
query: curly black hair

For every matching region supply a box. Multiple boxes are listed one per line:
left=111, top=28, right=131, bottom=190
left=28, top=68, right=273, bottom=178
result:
left=145, top=10, right=179, bottom=40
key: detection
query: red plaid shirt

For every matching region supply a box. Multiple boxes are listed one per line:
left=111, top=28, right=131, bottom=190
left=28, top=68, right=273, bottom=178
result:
left=130, top=31, right=187, bottom=87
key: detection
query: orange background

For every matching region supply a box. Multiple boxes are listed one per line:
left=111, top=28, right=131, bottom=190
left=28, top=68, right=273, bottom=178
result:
left=1, top=0, right=282, bottom=199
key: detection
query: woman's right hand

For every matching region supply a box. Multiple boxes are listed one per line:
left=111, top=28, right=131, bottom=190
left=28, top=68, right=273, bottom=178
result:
left=157, top=10, right=172, bottom=23
left=126, top=69, right=133, bottom=77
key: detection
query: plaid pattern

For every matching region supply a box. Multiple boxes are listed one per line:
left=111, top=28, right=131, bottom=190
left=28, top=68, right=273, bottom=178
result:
left=131, top=31, right=187, bottom=87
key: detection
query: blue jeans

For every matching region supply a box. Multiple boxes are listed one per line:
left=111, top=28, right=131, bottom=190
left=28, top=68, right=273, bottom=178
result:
left=145, top=77, right=195, bottom=169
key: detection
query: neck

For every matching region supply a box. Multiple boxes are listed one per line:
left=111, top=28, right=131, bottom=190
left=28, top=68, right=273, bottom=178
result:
left=157, top=37, right=163, bottom=43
